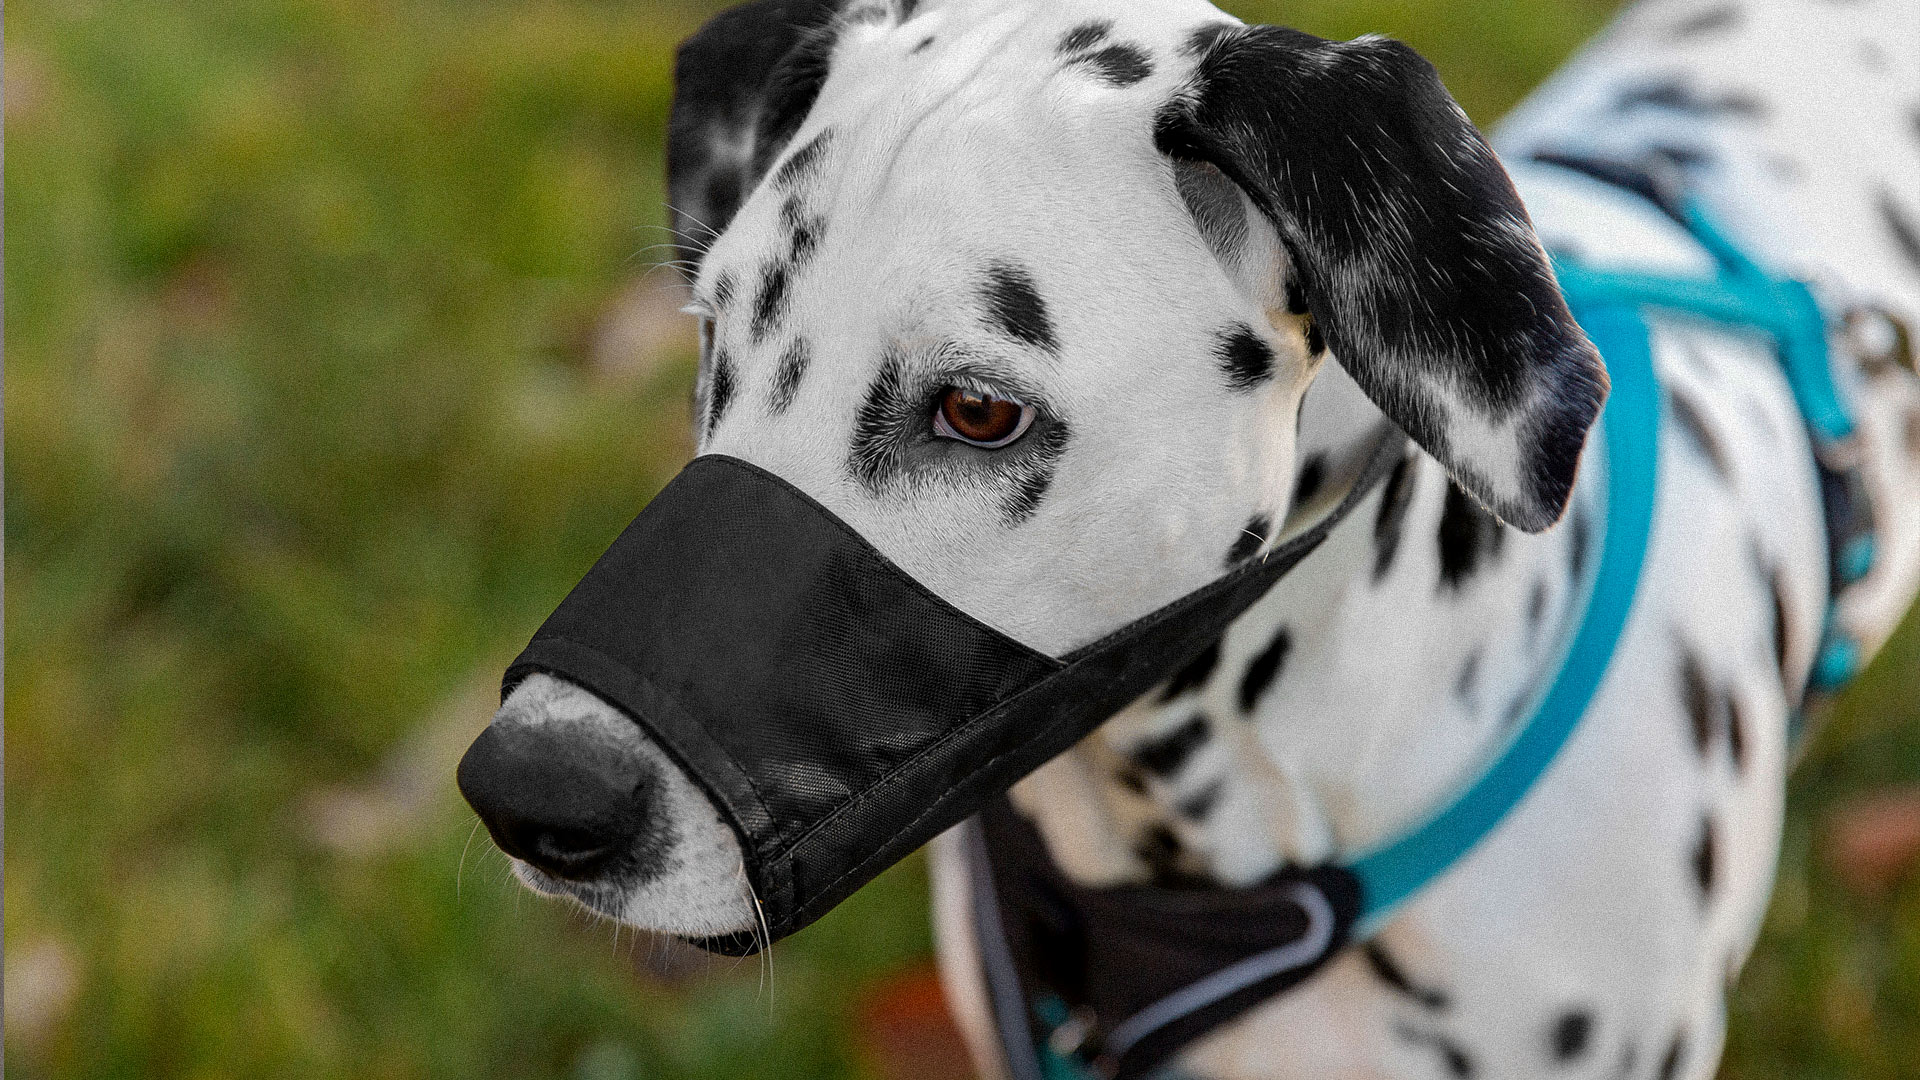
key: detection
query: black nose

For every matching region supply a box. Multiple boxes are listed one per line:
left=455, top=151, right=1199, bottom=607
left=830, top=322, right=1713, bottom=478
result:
left=456, top=721, right=660, bottom=881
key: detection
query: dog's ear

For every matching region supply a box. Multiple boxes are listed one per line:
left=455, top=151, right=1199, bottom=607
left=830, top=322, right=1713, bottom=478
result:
left=1160, top=26, right=1606, bottom=532
left=667, top=0, right=844, bottom=270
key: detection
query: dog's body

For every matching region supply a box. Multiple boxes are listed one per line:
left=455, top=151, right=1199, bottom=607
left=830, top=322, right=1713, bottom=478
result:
left=463, top=1, right=1920, bottom=1077
left=935, top=4, right=1920, bottom=1077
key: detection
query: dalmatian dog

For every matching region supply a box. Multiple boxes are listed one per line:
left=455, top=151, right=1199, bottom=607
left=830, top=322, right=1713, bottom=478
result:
left=460, top=0, right=1920, bottom=1076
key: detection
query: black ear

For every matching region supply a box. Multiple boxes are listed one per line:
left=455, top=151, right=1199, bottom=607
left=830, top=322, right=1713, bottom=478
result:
left=1158, top=26, right=1606, bottom=532
left=667, top=0, right=845, bottom=270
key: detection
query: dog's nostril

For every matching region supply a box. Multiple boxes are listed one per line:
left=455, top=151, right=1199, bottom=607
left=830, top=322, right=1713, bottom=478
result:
left=456, top=720, right=663, bottom=882
left=526, top=827, right=622, bottom=876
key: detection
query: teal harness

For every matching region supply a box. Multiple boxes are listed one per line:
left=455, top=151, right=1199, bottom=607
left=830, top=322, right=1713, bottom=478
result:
left=972, top=166, right=1875, bottom=1080
left=1352, top=170, right=1875, bottom=931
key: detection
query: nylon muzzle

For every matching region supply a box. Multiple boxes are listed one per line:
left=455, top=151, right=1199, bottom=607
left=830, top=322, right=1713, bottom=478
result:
left=500, top=430, right=1405, bottom=954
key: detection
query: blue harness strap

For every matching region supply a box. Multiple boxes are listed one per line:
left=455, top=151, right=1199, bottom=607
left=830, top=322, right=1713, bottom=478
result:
left=1351, top=183, right=1875, bottom=928
left=981, top=176, right=1874, bottom=1079
left=1347, top=296, right=1661, bottom=931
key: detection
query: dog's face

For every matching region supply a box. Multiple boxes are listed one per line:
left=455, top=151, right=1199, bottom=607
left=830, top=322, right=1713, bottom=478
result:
left=459, top=0, right=1606, bottom=939
left=687, top=12, right=1326, bottom=655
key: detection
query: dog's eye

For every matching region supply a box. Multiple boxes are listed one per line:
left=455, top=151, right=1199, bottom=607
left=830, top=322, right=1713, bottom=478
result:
left=933, top=387, right=1033, bottom=448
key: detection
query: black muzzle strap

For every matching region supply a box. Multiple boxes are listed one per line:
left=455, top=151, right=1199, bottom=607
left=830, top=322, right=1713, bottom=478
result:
left=505, top=429, right=1407, bottom=953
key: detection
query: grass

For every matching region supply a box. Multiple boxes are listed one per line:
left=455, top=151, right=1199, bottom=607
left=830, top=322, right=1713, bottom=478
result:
left=4, top=0, right=1914, bottom=1077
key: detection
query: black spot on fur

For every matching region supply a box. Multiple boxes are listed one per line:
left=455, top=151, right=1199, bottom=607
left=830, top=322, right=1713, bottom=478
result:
left=1179, top=780, right=1224, bottom=820
left=1551, top=1010, right=1594, bottom=1062
left=1058, top=20, right=1112, bottom=54
left=1073, top=44, right=1154, bottom=87
left=769, top=338, right=811, bottom=414
left=1501, top=690, right=1533, bottom=734
left=1366, top=943, right=1449, bottom=1009
left=1669, top=388, right=1731, bottom=477
left=1134, top=714, right=1210, bottom=777
left=1394, top=1025, right=1473, bottom=1077
left=848, top=349, right=908, bottom=489
left=1135, top=824, right=1210, bottom=888
left=1216, top=324, right=1276, bottom=389
left=751, top=261, right=791, bottom=343
left=1668, top=3, right=1741, bottom=38
left=1292, top=453, right=1329, bottom=511
left=1225, top=515, right=1271, bottom=566
left=1568, top=506, right=1593, bottom=581
left=911, top=35, right=935, bottom=53
left=1115, top=765, right=1149, bottom=795
left=1649, top=143, right=1713, bottom=169
left=1771, top=569, right=1792, bottom=686
left=1137, top=822, right=1180, bottom=863
left=1656, top=1032, right=1688, bottom=1080
left=1527, top=579, right=1549, bottom=632
left=706, top=350, right=736, bottom=437
left=1880, top=189, right=1920, bottom=275
left=1238, top=625, right=1293, bottom=713
left=773, top=129, right=833, bottom=189
left=1693, top=816, right=1718, bottom=901
left=997, top=421, right=1073, bottom=525
left=1160, top=640, right=1222, bottom=701
left=1724, top=690, right=1747, bottom=774
left=1681, top=651, right=1714, bottom=756
left=1437, top=481, right=1506, bottom=591
left=1373, top=455, right=1418, bottom=582
left=781, top=197, right=825, bottom=263
left=981, top=261, right=1058, bottom=352
left=1616, top=80, right=1766, bottom=119
left=1454, top=650, right=1481, bottom=705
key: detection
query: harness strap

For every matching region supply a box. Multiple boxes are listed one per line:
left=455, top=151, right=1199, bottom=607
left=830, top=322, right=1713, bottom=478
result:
left=969, top=164, right=1873, bottom=1080
left=1347, top=293, right=1660, bottom=932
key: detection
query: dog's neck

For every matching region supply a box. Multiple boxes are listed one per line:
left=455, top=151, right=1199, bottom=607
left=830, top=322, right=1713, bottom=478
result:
left=1010, top=367, right=1599, bottom=888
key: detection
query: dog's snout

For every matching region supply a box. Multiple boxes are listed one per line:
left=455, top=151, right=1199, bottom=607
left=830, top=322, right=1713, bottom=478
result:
left=456, top=720, right=663, bottom=882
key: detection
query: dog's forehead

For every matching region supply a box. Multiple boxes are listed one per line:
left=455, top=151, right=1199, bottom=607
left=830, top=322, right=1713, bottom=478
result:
left=696, top=0, right=1245, bottom=334
left=826, top=1, right=1230, bottom=201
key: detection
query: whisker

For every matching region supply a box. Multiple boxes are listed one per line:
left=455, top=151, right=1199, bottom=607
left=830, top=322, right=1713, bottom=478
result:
left=457, top=816, right=483, bottom=898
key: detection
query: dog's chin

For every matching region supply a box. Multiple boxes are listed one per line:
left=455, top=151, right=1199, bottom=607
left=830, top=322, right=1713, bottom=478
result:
left=506, top=835, right=761, bottom=940
left=510, top=857, right=761, bottom=940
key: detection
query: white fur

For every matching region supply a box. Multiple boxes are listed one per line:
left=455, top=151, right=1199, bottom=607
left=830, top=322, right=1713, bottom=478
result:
left=481, top=1, right=1920, bottom=1076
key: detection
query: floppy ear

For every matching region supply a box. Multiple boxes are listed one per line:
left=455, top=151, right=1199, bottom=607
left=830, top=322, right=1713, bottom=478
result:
left=1158, top=26, right=1606, bottom=532
left=667, top=0, right=844, bottom=270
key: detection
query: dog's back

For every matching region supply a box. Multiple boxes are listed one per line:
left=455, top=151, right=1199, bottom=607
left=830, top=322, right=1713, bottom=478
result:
left=1499, top=0, right=1920, bottom=652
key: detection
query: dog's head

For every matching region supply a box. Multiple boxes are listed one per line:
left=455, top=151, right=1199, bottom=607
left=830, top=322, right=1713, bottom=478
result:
left=457, top=0, right=1604, bottom=938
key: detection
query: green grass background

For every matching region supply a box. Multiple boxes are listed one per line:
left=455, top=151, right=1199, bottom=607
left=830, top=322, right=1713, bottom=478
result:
left=5, top=1, right=1916, bottom=1077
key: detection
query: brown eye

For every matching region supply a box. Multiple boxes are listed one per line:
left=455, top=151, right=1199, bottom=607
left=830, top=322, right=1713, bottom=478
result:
left=934, top=386, right=1034, bottom=447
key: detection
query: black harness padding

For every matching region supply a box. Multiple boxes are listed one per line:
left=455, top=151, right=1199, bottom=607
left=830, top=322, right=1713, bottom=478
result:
left=506, top=431, right=1406, bottom=954
left=969, top=800, right=1360, bottom=1079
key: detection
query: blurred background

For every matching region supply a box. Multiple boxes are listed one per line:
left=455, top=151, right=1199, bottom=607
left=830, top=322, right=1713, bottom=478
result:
left=5, top=0, right=1918, bottom=1077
